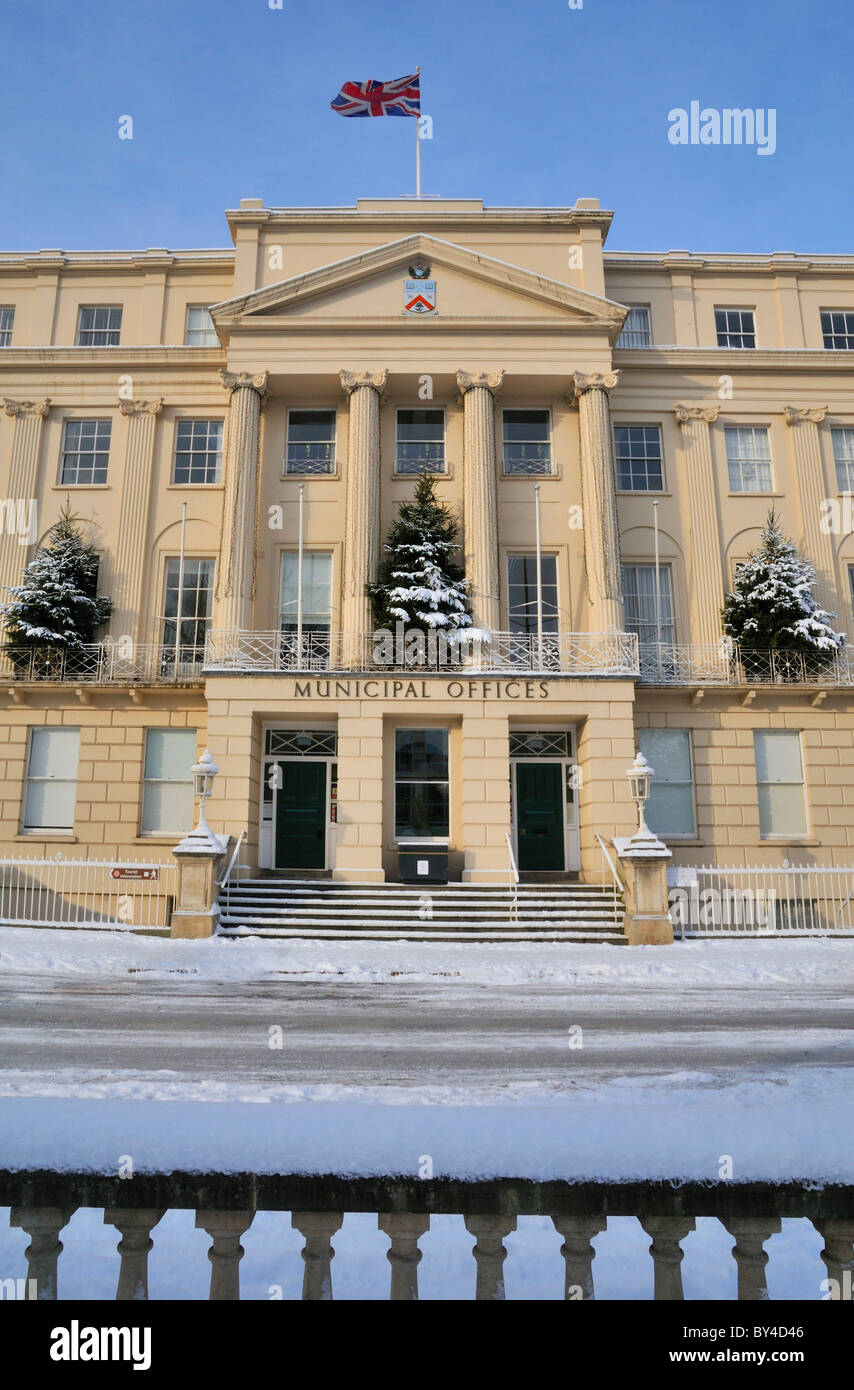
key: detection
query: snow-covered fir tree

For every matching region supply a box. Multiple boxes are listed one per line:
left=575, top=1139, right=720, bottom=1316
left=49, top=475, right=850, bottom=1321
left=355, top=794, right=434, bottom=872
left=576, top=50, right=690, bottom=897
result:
left=1, top=504, right=113, bottom=652
left=367, top=474, right=488, bottom=665
left=721, top=509, right=844, bottom=656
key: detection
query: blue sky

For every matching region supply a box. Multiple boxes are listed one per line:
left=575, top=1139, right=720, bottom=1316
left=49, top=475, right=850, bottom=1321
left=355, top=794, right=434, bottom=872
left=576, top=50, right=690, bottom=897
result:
left=1, top=0, right=851, bottom=253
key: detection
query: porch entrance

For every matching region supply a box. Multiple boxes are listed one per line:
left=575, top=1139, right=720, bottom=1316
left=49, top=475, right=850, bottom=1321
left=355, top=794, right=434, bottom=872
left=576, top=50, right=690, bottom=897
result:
left=274, top=760, right=328, bottom=870
left=510, top=728, right=580, bottom=874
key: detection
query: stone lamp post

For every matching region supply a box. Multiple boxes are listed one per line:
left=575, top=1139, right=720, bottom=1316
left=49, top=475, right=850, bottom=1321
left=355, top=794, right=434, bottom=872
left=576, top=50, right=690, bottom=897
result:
left=170, top=748, right=229, bottom=939
left=613, top=751, right=674, bottom=945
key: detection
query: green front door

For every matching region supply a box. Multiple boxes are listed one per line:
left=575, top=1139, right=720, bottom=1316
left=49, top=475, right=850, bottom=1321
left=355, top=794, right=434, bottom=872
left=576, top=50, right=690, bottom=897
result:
left=275, top=761, right=327, bottom=869
left=515, top=762, right=565, bottom=872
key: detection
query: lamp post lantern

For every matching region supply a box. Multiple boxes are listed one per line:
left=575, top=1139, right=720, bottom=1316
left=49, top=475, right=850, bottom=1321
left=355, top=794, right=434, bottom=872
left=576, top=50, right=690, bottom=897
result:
left=626, top=751, right=657, bottom=845
left=190, top=749, right=220, bottom=842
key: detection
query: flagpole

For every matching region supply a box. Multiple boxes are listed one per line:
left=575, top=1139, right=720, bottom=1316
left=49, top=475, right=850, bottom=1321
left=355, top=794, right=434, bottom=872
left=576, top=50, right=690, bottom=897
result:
left=415, top=66, right=422, bottom=197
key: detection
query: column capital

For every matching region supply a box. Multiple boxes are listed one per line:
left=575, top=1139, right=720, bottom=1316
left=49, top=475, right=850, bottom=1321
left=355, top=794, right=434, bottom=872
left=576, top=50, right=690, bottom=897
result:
left=220, top=368, right=268, bottom=398
left=570, top=370, right=619, bottom=401
left=456, top=369, right=504, bottom=399
left=118, top=398, right=162, bottom=417
left=2, top=397, right=50, bottom=418
left=340, top=368, right=388, bottom=400
left=674, top=402, right=720, bottom=425
left=784, top=404, right=828, bottom=426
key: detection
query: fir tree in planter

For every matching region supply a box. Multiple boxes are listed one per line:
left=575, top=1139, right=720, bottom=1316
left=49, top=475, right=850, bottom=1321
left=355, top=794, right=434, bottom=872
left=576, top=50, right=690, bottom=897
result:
left=721, top=508, right=844, bottom=679
left=1, top=505, right=112, bottom=673
left=367, top=474, right=488, bottom=668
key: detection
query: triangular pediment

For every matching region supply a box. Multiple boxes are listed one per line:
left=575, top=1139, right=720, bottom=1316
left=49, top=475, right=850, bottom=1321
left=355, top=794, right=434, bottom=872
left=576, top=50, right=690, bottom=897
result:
left=210, top=234, right=627, bottom=336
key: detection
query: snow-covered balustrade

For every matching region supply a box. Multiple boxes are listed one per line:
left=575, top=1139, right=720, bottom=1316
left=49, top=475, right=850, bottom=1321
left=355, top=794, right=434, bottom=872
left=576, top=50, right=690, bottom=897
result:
left=668, top=864, right=854, bottom=937
left=0, top=856, right=176, bottom=931
left=0, top=643, right=204, bottom=684
left=639, top=642, right=854, bottom=686
left=203, top=629, right=641, bottom=676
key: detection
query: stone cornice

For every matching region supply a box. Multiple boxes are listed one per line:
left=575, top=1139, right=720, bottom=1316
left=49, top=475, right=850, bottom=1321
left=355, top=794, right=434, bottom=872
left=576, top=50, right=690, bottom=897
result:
left=674, top=403, right=720, bottom=425
left=456, top=369, right=504, bottom=398
left=784, top=405, right=829, bottom=426
left=118, top=398, right=163, bottom=417
left=1, top=397, right=50, bottom=418
left=339, top=369, right=389, bottom=399
left=0, top=347, right=224, bottom=368
left=612, top=346, right=854, bottom=371
left=220, top=369, right=269, bottom=398
left=570, top=370, right=620, bottom=400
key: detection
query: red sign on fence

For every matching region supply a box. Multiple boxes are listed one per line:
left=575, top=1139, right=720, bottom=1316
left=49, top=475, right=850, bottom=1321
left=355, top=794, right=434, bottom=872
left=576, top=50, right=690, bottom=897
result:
left=109, top=867, right=160, bottom=881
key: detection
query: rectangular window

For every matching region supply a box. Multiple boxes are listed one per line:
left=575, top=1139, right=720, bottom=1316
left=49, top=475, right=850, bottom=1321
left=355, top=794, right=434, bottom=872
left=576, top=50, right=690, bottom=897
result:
left=0, top=306, right=14, bottom=347
left=285, top=409, right=336, bottom=474
left=616, top=305, right=652, bottom=348
left=754, top=731, right=807, bottom=838
left=394, top=728, right=449, bottom=839
left=184, top=306, right=218, bottom=347
left=395, top=408, right=446, bottom=474
left=280, top=552, right=332, bottom=634
left=831, top=427, right=854, bottom=491
left=60, top=419, right=111, bottom=485
left=621, top=564, right=675, bottom=646
left=172, top=419, right=223, bottom=485
left=140, top=729, right=197, bottom=834
left=639, top=729, right=696, bottom=837
left=160, top=558, right=214, bottom=662
left=502, top=409, right=552, bottom=475
left=821, top=310, right=854, bottom=350
left=715, top=307, right=756, bottom=349
left=76, top=305, right=122, bottom=347
left=614, top=425, right=664, bottom=491
left=725, top=425, right=773, bottom=492
left=23, top=727, right=80, bottom=831
left=849, top=565, right=854, bottom=614
left=507, top=554, right=559, bottom=634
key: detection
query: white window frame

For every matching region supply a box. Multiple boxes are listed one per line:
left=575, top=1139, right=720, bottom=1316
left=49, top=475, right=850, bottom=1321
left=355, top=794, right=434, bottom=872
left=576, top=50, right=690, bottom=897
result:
left=614, top=423, right=665, bottom=491
left=715, top=307, right=756, bottom=349
left=140, top=728, right=198, bottom=835
left=0, top=305, right=14, bottom=347
left=725, top=425, right=774, bottom=493
left=23, top=727, right=80, bottom=831
left=754, top=731, right=808, bottom=839
left=616, top=305, right=652, bottom=349
left=501, top=407, right=554, bottom=475
left=394, top=727, right=451, bottom=845
left=831, top=427, right=854, bottom=492
left=394, top=406, right=447, bottom=474
left=59, top=418, right=112, bottom=486
left=184, top=305, right=218, bottom=347
left=76, top=305, right=122, bottom=347
left=621, top=563, right=676, bottom=646
left=821, top=309, right=854, bottom=350
left=639, top=729, right=697, bottom=838
left=279, top=550, right=333, bottom=633
left=172, top=418, right=224, bottom=485
left=285, top=408, right=337, bottom=475
left=160, top=557, right=215, bottom=661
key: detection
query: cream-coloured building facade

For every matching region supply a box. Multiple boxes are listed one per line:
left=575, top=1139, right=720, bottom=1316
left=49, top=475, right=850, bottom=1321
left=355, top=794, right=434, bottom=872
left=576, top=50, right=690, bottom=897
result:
left=1, top=195, right=853, bottom=884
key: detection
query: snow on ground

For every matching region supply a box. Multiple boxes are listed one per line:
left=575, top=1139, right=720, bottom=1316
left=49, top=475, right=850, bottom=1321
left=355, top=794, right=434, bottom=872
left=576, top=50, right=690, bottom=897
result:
left=2, top=924, right=853, bottom=988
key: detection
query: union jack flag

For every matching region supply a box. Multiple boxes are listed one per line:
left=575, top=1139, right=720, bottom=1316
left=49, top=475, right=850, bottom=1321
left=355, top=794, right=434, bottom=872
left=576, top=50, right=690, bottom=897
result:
left=330, top=73, right=420, bottom=118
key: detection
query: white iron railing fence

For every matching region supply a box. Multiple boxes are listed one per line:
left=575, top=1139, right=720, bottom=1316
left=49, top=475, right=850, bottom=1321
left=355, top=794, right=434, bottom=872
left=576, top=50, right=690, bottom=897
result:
left=640, top=642, right=854, bottom=686
left=0, top=643, right=204, bottom=684
left=204, top=629, right=640, bottom=676
left=0, top=856, right=176, bottom=931
left=668, top=864, right=854, bottom=937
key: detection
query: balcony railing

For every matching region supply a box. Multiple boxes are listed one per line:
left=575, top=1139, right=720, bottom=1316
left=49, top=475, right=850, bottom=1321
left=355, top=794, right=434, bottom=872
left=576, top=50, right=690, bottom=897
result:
left=1, top=643, right=204, bottom=685
left=204, top=629, right=641, bottom=677
left=638, top=642, right=854, bottom=686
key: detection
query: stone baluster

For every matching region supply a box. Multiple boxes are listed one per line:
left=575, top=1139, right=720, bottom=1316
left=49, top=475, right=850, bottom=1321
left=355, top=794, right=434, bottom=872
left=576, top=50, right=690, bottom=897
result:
left=195, top=1209, right=255, bottom=1300
left=722, top=1218, right=781, bottom=1300
left=104, top=1207, right=166, bottom=1301
left=457, top=369, right=504, bottom=635
left=551, top=1215, right=606, bottom=1300
left=112, top=399, right=162, bottom=642
left=10, top=1206, right=76, bottom=1300
left=378, top=1213, right=430, bottom=1300
left=673, top=404, right=724, bottom=647
left=784, top=406, right=836, bottom=618
left=340, top=369, right=387, bottom=665
left=640, top=1216, right=696, bottom=1300
left=813, top=1219, right=854, bottom=1298
left=0, top=398, right=50, bottom=602
left=218, top=369, right=268, bottom=632
left=291, top=1212, right=344, bottom=1300
left=570, top=372, right=624, bottom=633
left=464, top=1215, right=516, bottom=1300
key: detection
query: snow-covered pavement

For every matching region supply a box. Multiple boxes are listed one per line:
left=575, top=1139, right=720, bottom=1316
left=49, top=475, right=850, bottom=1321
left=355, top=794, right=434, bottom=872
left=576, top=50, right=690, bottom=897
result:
left=0, top=927, right=852, bottom=1182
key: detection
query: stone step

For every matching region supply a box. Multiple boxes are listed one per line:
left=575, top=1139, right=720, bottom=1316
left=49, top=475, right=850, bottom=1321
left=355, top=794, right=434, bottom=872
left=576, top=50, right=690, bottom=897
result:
left=218, top=924, right=627, bottom=943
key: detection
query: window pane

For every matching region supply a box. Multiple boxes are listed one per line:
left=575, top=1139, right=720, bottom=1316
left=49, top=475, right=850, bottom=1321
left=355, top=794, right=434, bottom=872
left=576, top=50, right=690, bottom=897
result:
left=173, top=419, right=223, bottom=485
left=143, top=729, right=197, bottom=780
left=396, top=409, right=445, bottom=474
left=286, top=411, right=335, bottom=474
left=160, top=558, right=214, bottom=655
left=28, top=727, right=80, bottom=779
left=24, top=727, right=80, bottom=829
left=646, top=782, right=695, bottom=837
left=616, top=306, right=652, bottom=349
left=280, top=552, right=332, bottom=627
left=640, top=729, right=692, bottom=781
left=24, top=780, right=77, bottom=830
left=614, top=425, right=663, bottom=490
left=821, top=310, right=854, bottom=350
left=758, top=783, right=807, bottom=837
left=502, top=410, right=552, bottom=474
left=140, top=781, right=196, bottom=835
left=395, top=729, right=448, bottom=780
left=621, top=565, right=675, bottom=645
left=394, top=783, right=449, bottom=838
left=725, top=426, right=773, bottom=492
left=754, top=731, right=803, bottom=783
left=0, top=306, right=14, bottom=346
left=715, top=307, right=755, bottom=349
left=184, top=306, right=218, bottom=346
left=60, top=419, right=111, bottom=485
left=507, top=554, right=559, bottom=633
left=832, top=428, right=854, bottom=491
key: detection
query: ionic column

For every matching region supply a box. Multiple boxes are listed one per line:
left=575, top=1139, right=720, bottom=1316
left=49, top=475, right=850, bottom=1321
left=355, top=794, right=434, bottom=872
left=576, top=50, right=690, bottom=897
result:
left=195, top=1209, right=255, bottom=1300
left=674, top=404, right=724, bottom=647
left=812, top=1219, right=854, bottom=1296
left=217, top=370, right=268, bottom=632
left=464, top=1215, right=516, bottom=1300
left=457, top=370, right=504, bottom=635
left=291, top=1211, right=344, bottom=1300
left=112, top=400, right=162, bottom=642
left=571, top=372, right=624, bottom=631
left=378, top=1213, right=429, bottom=1300
left=784, top=406, right=836, bottom=617
left=551, top=1215, right=606, bottom=1300
left=721, top=1217, right=781, bottom=1301
left=640, top=1216, right=696, bottom=1300
left=10, top=1205, right=76, bottom=1300
left=0, top=398, right=49, bottom=600
left=340, top=369, right=387, bottom=664
left=104, top=1207, right=165, bottom=1301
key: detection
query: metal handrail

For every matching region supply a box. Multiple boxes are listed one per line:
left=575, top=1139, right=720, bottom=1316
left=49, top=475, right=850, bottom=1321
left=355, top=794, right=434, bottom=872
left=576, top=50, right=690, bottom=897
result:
left=505, top=831, right=519, bottom=923
left=218, top=829, right=247, bottom=890
left=594, top=832, right=624, bottom=933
